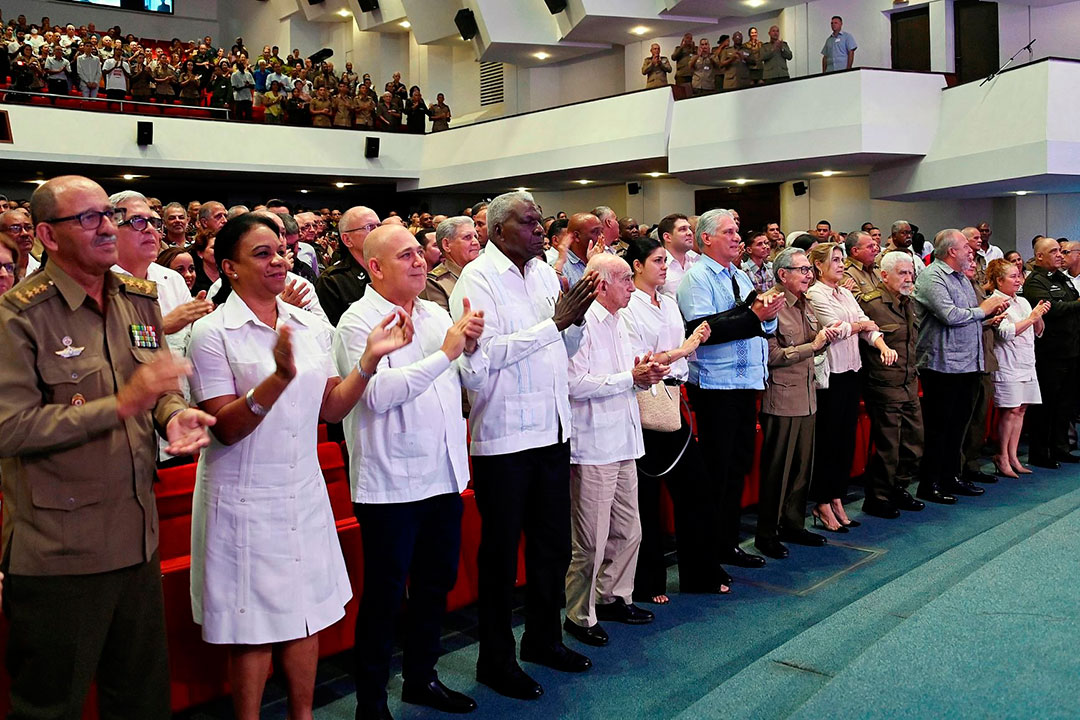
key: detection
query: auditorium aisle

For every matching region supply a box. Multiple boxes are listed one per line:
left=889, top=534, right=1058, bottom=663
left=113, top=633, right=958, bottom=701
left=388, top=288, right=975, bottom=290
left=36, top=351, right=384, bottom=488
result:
left=179, top=466, right=1080, bottom=720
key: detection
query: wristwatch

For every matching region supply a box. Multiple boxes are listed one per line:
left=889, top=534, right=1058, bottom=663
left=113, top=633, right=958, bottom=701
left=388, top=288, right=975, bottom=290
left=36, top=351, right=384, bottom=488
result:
left=245, top=387, right=270, bottom=416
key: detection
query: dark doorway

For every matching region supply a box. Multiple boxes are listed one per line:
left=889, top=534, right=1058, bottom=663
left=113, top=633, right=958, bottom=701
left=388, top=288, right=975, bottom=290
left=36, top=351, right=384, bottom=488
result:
left=695, top=183, right=780, bottom=235
left=891, top=7, right=931, bottom=72
left=955, top=0, right=1000, bottom=84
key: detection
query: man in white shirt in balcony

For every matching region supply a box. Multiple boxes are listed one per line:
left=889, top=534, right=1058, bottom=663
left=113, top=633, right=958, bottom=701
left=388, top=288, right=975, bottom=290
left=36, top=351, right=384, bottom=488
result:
left=449, top=190, right=599, bottom=701
left=659, top=212, right=698, bottom=296
left=564, top=254, right=664, bottom=649
left=821, top=15, right=856, bottom=73
left=75, top=41, right=102, bottom=98
left=334, top=225, right=487, bottom=720
left=101, top=46, right=130, bottom=100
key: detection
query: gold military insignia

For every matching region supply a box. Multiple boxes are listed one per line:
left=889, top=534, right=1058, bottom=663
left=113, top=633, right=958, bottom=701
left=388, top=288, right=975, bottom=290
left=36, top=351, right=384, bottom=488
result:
left=117, top=274, right=159, bottom=298
left=10, top=279, right=54, bottom=307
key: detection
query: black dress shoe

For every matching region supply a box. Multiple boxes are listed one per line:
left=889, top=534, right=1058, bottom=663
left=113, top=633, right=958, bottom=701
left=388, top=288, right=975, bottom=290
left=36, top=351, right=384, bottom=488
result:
left=916, top=485, right=957, bottom=505
left=1053, top=451, right=1080, bottom=463
left=1028, top=454, right=1061, bottom=470
left=476, top=663, right=543, bottom=700
left=562, top=618, right=609, bottom=646
left=777, top=528, right=827, bottom=547
left=753, top=538, right=789, bottom=559
left=963, top=469, right=998, bottom=484
left=520, top=640, right=592, bottom=673
left=862, top=498, right=900, bottom=519
left=594, top=598, right=654, bottom=625
left=720, top=546, right=766, bottom=568
left=943, top=477, right=985, bottom=496
left=892, top=489, right=925, bottom=512
left=402, top=679, right=477, bottom=714
left=356, top=704, right=393, bottom=720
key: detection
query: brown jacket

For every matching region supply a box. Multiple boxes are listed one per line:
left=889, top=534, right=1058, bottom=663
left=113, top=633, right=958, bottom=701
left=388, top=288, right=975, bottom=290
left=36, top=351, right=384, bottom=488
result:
left=858, top=285, right=919, bottom=403
left=0, top=263, right=187, bottom=576
left=763, top=287, right=822, bottom=417
left=843, top=256, right=882, bottom=301
left=420, top=258, right=462, bottom=314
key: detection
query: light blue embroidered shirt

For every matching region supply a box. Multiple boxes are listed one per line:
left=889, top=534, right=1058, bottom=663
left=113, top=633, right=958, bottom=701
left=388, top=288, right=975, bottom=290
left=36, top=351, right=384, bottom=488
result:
left=821, top=31, right=857, bottom=72
left=676, top=253, right=776, bottom=390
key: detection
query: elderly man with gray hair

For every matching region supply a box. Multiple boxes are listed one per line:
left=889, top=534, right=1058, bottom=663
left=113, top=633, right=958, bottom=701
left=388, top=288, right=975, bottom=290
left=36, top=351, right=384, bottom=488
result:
left=881, top=220, right=923, bottom=276
left=591, top=205, right=620, bottom=252
left=913, top=230, right=1009, bottom=504
left=676, top=208, right=783, bottom=572
left=858, top=251, right=927, bottom=518
left=421, top=216, right=480, bottom=314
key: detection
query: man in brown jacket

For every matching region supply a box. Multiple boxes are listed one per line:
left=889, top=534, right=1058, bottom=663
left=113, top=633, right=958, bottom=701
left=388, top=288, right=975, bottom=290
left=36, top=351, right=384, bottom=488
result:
left=755, top=247, right=839, bottom=559
left=857, top=251, right=926, bottom=518
left=842, top=230, right=882, bottom=301
left=0, top=175, right=214, bottom=719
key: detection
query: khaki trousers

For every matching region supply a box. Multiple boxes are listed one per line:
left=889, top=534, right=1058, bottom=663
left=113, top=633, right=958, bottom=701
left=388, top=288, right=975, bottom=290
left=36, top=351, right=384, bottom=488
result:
left=565, top=460, right=641, bottom=628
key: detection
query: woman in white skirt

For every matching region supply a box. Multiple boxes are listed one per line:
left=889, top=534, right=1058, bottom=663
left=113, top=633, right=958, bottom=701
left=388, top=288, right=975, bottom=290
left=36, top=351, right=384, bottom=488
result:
left=986, top=258, right=1051, bottom=477
left=187, top=214, right=412, bottom=720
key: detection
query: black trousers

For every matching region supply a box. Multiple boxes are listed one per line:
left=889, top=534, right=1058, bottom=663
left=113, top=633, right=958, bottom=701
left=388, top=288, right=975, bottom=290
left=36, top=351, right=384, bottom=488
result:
left=1028, top=355, right=1078, bottom=459
left=472, top=442, right=571, bottom=668
left=811, top=370, right=861, bottom=503
left=105, top=88, right=126, bottom=100
left=353, top=492, right=462, bottom=706
left=864, top=396, right=924, bottom=501
left=918, top=369, right=980, bottom=489
left=233, top=99, right=252, bottom=121
left=3, top=555, right=170, bottom=720
left=634, top=420, right=721, bottom=597
left=684, top=386, right=757, bottom=550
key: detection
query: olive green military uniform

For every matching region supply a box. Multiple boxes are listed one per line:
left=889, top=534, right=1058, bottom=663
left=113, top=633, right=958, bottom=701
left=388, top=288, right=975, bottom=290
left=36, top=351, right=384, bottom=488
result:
left=419, top=258, right=462, bottom=315
left=858, top=285, right=924, bottom=502
left=842, top=256, right=882, bottom=301
left=0, top=261, right=187, bottom=719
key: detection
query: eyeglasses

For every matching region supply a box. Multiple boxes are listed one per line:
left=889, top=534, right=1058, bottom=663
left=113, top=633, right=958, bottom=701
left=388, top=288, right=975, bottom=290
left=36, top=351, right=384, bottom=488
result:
left=119, top=215, right=163, bottom=232
left=340, top=223, right=379, bottom=234
left=0, top=263, right=14, bottom=275
left=783, top=266, right=814, bottom=275
left=0, top=223, right=32, bottom=234
left=44, top=207, right=125, bottom=230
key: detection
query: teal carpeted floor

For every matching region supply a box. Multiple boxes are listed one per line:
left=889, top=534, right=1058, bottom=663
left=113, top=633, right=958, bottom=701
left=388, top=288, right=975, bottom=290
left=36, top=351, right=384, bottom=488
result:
left=180, top=461, right=1080, bottom=719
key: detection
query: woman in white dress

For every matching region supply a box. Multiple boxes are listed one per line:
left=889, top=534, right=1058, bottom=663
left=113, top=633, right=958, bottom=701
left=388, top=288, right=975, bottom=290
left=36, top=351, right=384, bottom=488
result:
left=187, top=214, right=413, bottom=720
left=985, top=259, right=1050, bottom=477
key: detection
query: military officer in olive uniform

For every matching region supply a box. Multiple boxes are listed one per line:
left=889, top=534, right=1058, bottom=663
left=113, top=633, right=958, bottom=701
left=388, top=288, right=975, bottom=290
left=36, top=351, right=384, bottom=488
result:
left=315, top=205, right=379, bottom=326
left=842, top=230, right=882, bottom=301
left=420, top=216, right=481, bottom=314
left=857, top=250, right=926, bottom=519
left=0, top=175, right=214, bottom=719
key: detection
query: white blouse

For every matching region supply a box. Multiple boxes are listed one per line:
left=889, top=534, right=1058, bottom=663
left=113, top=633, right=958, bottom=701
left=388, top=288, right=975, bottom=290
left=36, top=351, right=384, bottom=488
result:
left=806, top=281, right=882, bottom=374
left=991, top=289, right=1041, bottom=383
left=620, top=287, right=690, bottom=382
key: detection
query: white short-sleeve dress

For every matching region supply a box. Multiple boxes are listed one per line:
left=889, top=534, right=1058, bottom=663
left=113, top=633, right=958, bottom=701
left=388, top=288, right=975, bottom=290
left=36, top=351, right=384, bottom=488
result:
left=187, top=291, right=351, bottom=645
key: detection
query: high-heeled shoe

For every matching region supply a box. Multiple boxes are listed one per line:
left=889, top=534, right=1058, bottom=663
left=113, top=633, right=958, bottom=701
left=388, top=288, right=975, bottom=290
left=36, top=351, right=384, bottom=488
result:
left=841, top=518, right=861, bottom=528
left=1012, top=460, right=1033, bottom=475
left=993, top=456, right=1019, bottom=478
left=811, top=508, right=849, bottom=533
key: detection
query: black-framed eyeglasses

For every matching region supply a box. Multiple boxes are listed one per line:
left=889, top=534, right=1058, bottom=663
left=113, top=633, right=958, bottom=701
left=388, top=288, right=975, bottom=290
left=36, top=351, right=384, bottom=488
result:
left=0, top=263, right=15, bottom=275
left=44, top=207, right=125, bottom=231
left=119, top=215, right=164, bottom=232
left=0, top=223, right=32, bottom=234
left=783, top=266, right=814, bottom=275
left=340, top=223, right=379, bottom=234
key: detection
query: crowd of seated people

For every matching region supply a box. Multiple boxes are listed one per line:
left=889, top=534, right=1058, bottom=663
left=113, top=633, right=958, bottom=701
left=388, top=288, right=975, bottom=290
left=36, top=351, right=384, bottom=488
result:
left=0, top=11, right=452, bottom=131
left=2, top=177, right=1079, bottom=720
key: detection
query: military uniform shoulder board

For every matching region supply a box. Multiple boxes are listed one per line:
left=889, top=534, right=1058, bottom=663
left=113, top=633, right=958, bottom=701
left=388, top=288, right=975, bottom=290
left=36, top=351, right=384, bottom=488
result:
left=116, top=273, right=159, bottom=299
left=5, top=275, right=56, bottom=310
left=860, top=289, right=883, bottom=302
left=429, top=265, right=449, bottom=279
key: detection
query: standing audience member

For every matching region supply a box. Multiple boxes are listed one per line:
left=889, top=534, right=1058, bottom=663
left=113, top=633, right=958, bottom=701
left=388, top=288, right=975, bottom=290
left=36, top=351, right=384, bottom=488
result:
left=421, top=216, right=480, bottom=314
left=959, top=227, right=999, bottom=485
left=842, top=230, right=882, bottom=300
left=986, top=258, right=1050, bottom=476
left=0, top=233, right=17, bottom=295
left=1021, top=237, right=1080, bottom=467
left=671, top=33, right=695, bottom=93
left=449, top=191, right=598, bottom=700
left=690, top=38, right=715, bottom=96
left=761, top=25, right=792, bottom=83
left=718, top=31, right=750, bottom=91
left=316, top=205, right=378, bottom=325
left=333, top=225, right=486, bottom=719
left=882, top=220, right=923, bottom=276
left=858, top=252, right=926, bottom=518
left=0, top=208, right=38, bottom=279
left=642, top=43, right=671, bottom=89
left=805, top=242, right=896, bottom=531
left=743, top=230, right=773, bottom=295
left=429, top=92, right=451, bottom=132
left=101, top=46, right=129, bottom=99
left=76, top=41, right=102, bottom=97
left=822, top=15, right=856, bottom=73
left=913, top=230, right=1008, bottom=503
left=658, top=213, right=698, bottom=296
left=230, top=56, right=255, bottom=122
left=0, top=175, right=213, bottom=720
left=405, top=86, right=429, bottom=134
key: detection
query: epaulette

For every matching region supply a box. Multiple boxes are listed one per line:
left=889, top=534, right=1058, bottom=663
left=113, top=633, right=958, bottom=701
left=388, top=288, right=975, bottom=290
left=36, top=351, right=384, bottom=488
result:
left=4, top=275, right=56, bottom=310
left=116, top=273, right=159, bottom=299
left=860, top=289, right=883, bottom=302
left=429, top=265, right=449, bottom=279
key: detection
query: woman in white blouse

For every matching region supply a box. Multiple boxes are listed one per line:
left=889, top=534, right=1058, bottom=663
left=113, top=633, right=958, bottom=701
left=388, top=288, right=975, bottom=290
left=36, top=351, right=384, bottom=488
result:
left=985, top=259, right=1050, bottom=477
left=187, top=214, right=412, bottom=720
left=805, top=242, right=897, bottom=532
left=620, top=237, right=724, bottom=600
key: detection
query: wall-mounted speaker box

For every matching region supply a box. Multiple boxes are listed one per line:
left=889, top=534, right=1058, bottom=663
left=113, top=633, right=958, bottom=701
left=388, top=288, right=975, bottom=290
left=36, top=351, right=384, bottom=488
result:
left=455, top=9, right=478, bottom=41
left=627, top=182, right=641, bottom=195
left=544, top=0, right=568, bottom=13
left=793, top=181, right=808, bottom=196
left=137, top=121, right=153, bottom=146
left=365, top=137, right=380, bottom=159
left=357, top=0, right=379, bottom=11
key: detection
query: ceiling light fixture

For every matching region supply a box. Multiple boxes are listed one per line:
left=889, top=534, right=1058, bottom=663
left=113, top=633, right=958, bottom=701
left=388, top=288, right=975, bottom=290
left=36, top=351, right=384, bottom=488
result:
left=122, top=174, right=137, bottom=180
left=30, top=179, right=46, bottom=185
left=818, top=170, right=836, bottom=177
left=299, top=189, right=309, bottom=194
left=515, top=187, right=529, bottom=192
left=399, top=21, right=411, bottom=28
left=745, top=0, right=766, bottom=8
left=630, top=26, right=649, bottom=36
left=335, top=182, right=347, bottom=188
left=1013, top=190, right=1031, bottom=196
left=338, top=10, right=352, bottom=17
left=733, top=178, right=749, bottom=185
left=648, top=172, right=663, bottom=178
left=575, top=179, right=592, bottom=185
left=533, top=51, right=551, bottom=60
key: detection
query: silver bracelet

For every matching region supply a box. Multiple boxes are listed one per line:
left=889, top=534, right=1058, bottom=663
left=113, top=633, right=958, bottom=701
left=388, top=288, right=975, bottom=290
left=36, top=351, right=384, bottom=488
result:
left=245, top=387, right=270, bottom=417
left=357, top=359, right=376, bottom=381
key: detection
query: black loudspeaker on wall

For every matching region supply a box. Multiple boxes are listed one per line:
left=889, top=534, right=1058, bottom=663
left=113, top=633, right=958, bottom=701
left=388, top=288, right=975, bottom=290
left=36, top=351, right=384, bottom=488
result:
left=365, top=137, right=380, bottom=159
left=137, top=121, right=153, bottom=146
left=544, top=0, right=568, bottom=13
left=627, top=182, right=641, bottom=195
left=455, top=9, right=478, bottom=41
left=793, top=181, right=808, bottom=196
left=307, top=0, right=326, bottom=5
left=357, top=0, right=379, bottom=12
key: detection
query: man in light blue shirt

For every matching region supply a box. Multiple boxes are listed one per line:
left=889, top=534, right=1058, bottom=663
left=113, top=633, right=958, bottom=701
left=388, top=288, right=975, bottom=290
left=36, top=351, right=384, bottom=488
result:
left=677, top=208, right=782, bottom=572
left=821, top=15, right=857, bottom=73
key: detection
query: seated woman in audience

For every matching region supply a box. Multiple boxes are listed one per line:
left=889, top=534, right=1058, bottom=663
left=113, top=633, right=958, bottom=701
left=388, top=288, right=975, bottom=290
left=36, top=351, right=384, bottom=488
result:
left=405, top=85, right=429, bottom=134
left=190, top=233, right=220, bottom=296
left=620, top=237, right=729, bottom=599
left=0, top=233, right=18, bottom=296
left=262, top=79, right=284, bottom=124
left=354, top=84, right=376, bottom=130
left=806, top=242, right=896, bottom=532
left=158, top=245, right=197, bottom=295
left=178, top=60, right=201, bottom=104
left=985, top=258, right=1050, bottom=476
left=187, top=213, right=412, bottom=720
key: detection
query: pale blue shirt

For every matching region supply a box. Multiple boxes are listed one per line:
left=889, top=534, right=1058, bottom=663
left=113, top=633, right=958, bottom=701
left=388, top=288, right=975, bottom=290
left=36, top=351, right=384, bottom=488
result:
left=822, top=31, right=857, bottom=72
left=676, top=253, right=776, bottom=390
